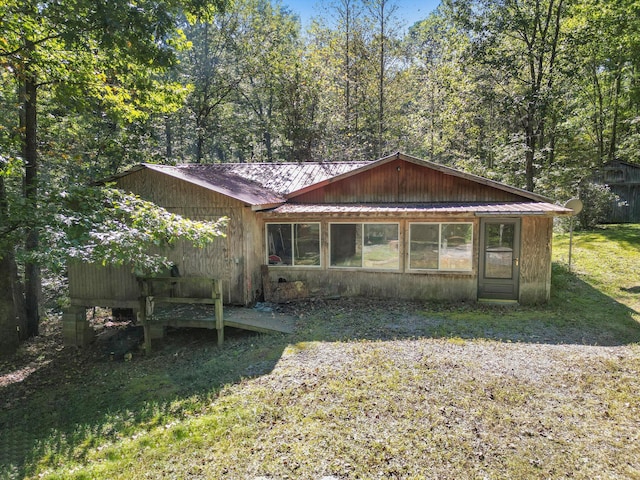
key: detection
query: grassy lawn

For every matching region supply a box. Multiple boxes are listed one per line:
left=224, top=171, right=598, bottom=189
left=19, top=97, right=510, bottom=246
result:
left=1, top=225, right=639, bottom=479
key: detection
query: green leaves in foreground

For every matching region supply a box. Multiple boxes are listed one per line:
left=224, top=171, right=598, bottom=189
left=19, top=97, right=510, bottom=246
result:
left=40, top=186, right=228, bottom=275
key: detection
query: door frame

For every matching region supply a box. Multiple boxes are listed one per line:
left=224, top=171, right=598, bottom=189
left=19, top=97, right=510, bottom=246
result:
left=478, top=217, right=521, bottom=301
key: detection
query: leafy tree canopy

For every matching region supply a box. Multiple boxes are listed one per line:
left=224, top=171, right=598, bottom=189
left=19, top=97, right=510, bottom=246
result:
left=41, top=186, right=228, bottom=275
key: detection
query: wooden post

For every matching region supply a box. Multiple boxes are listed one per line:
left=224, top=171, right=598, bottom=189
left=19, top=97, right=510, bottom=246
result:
left=214, top=279, right=224, bottom=346
left=62, top=306, right=93, bottom=346
left=261, top=265, right=272, bottom=302
left=138, top=279, right=152, bottom=354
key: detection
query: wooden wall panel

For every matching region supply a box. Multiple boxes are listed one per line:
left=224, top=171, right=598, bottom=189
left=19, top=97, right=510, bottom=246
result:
left=593, top=161, right=640, bottom=223
left=117, top=169, right=238, bottom=209
left=519, top=216, right=553, bottom=304
left=68, top=262, right=139, bottom=307
left=293, top=159, right=523, bottom=204
left=265, top=268, right=477, bottom=302
left=242, top=207, right=265, bottom=304
left=609, top=184, right=640, bottom=223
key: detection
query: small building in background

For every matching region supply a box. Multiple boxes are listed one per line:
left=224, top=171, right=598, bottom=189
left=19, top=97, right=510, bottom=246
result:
left=594, top=160, right=640, bottom=223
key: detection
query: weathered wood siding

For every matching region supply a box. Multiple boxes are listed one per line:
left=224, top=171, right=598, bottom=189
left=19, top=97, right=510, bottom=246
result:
left=243, top=206, right=266, bottom=304
left=68, top=262, right=139, bottom=307
left=519, top=216, right=553, bottom=304
left=68, top=168, right=258, bottom=307
left=265, top=268, right=477, bottom=302
left=595, top=161, right=640, bottom=223
left=293, top=159, right=524, bottom=204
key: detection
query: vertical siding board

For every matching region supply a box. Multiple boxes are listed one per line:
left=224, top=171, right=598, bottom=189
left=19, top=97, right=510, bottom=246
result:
left=68, top=262, right=138, bottom=305
left=245, top=207, right=265, bottom=304
left=292, top=159, right=522, bottom=204
left=519, top=216, right=553, bottom=304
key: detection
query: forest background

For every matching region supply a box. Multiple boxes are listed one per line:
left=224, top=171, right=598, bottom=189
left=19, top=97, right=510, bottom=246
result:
left=1, top=0, right=638, bottom=352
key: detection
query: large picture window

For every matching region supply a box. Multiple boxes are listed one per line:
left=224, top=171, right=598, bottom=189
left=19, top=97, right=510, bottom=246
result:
left=266, top=223, right=320, bottom=266
left=330, top=223, right=399, bottom=269
left=409, top=223, right=473, bottom=271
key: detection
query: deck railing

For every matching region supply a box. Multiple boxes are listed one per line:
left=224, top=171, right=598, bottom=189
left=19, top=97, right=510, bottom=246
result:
left=137, top=276, right=224, bottom=351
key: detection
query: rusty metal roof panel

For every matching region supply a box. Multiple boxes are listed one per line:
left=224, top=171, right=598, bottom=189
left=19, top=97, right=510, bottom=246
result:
left=220, top=162, right=371, bottom=195
left=144, top=164, right=284, bottom=206
left=144, top=162, right=370, bottom=206
left=267, top=202, right=572, bottom=216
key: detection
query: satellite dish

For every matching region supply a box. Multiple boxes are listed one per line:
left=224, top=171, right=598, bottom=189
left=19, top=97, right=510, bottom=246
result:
left=564, top=198, right=583, bottom=216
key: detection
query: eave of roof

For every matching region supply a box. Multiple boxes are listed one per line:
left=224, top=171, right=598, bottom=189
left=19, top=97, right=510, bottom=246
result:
left=603, top=160, right=640, bottom=169
left=262, top=202, right=572, bottom=217
left=144, top=164, right=285, bottom=206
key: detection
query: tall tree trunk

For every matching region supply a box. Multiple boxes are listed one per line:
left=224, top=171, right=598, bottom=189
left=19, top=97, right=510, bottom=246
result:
left=0, top=170, right=28, bottom=357
left=264, top=129, right=273, bottom=162
left=344, top=0, right=351, bottom=136
left=0, top=252, right=27, bottom=358
left=165, top=115, right=173, bottom=160
left=377, top=3, right=386, bottom=158
left=525, top=105, right=536, bottom=192
left=20, top=47, right=41, bottom=338
left=196, top=130, right=204, bottom=163
left=592, top=60, right=605, bottom=162
left=608, top=70, right=622, bottom=162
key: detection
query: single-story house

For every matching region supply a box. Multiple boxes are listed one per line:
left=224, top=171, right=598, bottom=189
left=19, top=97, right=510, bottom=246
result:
left=593, top=160, right=640, bottom=223
left=65, top=152, right=571, bottom=344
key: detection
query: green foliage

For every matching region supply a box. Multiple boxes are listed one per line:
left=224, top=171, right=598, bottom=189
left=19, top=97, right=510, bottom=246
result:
left=41, top=186, right=228, bottom=275
left=576, top=182, right=619, bottom=230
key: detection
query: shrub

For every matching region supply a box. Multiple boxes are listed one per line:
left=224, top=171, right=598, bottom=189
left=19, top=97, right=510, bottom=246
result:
left=576, top=182, right=619, bottom=229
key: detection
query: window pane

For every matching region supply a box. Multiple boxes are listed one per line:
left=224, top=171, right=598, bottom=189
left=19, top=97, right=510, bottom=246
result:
left=484, top=223, right=514, bottom=278
left=363, top=224, right=399, bottom=269
left=267, top=224, right=292, bottom=265
left=441, top=223, right=473, bottom=270
left=330, top=224, right=362, bottom=267
left=294, top=223, right=320, bottom=266
left=410, top=224, right=439, bottom=269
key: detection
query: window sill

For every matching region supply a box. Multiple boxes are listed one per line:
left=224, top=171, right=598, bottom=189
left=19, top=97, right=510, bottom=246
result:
left=407, top=269, right=475, bottom=276
left=327, top=267, right=402, bottom=273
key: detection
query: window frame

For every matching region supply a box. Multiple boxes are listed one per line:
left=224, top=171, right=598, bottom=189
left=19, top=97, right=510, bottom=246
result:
left=265, top=222, right=322, bottom=268
left=408, top=222, right=474, bottom=272
left=328, top=222, right=401, bottom=271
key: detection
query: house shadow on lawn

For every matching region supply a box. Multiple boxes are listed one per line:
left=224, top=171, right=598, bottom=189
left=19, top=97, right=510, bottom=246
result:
left=1, top=264, right=638, bottom=478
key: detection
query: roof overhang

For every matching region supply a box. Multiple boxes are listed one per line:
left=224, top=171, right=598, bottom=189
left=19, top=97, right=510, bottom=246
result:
left=252, top=202, right=286, bottom=211
left=101, top=163, right=286, bottom=207
left=260, top=202, right=573, bottom=217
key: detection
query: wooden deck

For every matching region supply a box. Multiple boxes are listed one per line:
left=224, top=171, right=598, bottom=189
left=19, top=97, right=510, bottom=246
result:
left=138, top=276, right=295, bottom=352
left=151, top=304, right=295, bottom=335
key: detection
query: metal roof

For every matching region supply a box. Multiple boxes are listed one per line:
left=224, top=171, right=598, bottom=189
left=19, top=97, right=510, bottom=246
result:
left=144, top=162, right=371, bottom=207
left=267, top=202, right=572, bottom=216
left=105, top=154, right=568, bottom=215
